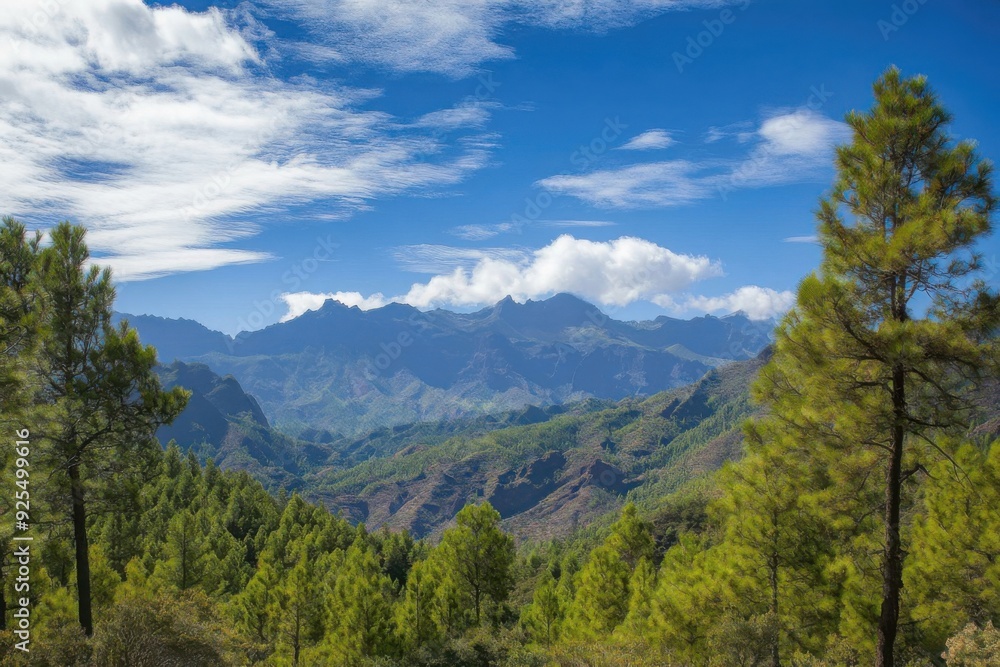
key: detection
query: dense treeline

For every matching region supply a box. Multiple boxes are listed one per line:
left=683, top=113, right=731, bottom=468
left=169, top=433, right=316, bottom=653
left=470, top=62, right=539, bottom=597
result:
left=2, top=438, right=1000, bottom=665
left=2, top=67, right=1000, bottom=665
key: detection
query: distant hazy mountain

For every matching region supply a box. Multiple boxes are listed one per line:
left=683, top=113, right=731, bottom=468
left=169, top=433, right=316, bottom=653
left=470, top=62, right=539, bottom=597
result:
left=115, top=313, right=233, bottom=361
left=122, top=294, right=775, bottom=436
left=155, top=361, right=329, bottom=489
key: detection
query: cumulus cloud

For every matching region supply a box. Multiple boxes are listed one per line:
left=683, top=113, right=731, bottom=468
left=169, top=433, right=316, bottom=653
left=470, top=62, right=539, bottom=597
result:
left=685, top=286, right=796, bottom=320
left=619, top=129, right=675, bottom=151
left=541, top=109, right=850, bottom=209
left=0, top=0, right=494, bottom=280
left=280, top=290, right=389, bottom=321
left=403, top=235, right=722, bottom=308
left=281, top=234, right=723, bottom=318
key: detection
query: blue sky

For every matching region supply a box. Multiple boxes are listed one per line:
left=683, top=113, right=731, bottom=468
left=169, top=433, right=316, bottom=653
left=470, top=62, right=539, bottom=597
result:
left=2, top=0, right=998, bottom=334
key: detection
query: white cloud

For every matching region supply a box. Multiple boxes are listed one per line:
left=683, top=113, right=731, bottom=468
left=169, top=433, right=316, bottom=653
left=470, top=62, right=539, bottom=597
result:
left=704, top=121, right=754, bottom=144
left=784, top=235, right=819, bottom=244
left=758, top=109, right=849, bottom=155
left=397, top=233, right=724, bottom=308
left=450, top=219, right=615, bottom=239
left=0, top=0, right=494, bottom=281
left=261, top=0, right=730, bottom=77
left=280, top=290, right=389, bottom=321
left=540, top=108, right=850, bottom=209
left=258, top=0, right=512, bottom=77
left=282, top=234, right=723, bottom=319
left=392, top=244, right=529, bottom=273
left=539, top=161, right=719, bottom=208
left=414, top=103, right=494, bottom=130
left=450, top=223, right=520, bottom=240
left=619, top=129, right=674, bottom=151
left=685, top=286, right=796, bottom=320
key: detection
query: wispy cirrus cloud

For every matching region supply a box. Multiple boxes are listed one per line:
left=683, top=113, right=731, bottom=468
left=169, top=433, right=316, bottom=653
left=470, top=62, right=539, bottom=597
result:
left=449, top=218, right=615, bottom=240
left=258, top=0, right=738, bottom=77
left=392, top=244, right=529, bottom=274
left=539, top=108, right=850, bottom=208
left=539, top=161, right=722, bottom=208
left=450, top=223, right=521, bottom=240
left=0, top=0, right=497, bottom=281
left=619, top=129, right=675, bottom=150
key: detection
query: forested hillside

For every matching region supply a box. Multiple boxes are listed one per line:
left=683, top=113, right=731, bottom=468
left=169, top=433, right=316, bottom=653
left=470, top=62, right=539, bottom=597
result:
left=2, top=69, right=1000, bottom=666
left=306, top=350, right=766, bottom=541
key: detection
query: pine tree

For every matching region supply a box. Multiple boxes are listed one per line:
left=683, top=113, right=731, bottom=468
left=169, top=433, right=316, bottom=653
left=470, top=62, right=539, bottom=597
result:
left=752, top=68, right=998, bottom=666
left=605, top=503, right=655, bottom=571
left=437, top=502, right=515, bottom=627
left=711, top=439, right=841, bottom=664
left=907, top=440, right=1000, bottom=650
left=0, top=218, right=42, bottom=632
left=523, top=571, right=564, bottom=646
left=618, top=557, right=656, bottom=640
left=564, top=544, right=631, bottom=640
left=0, top=216, right=41, bottom=419
left=648, top=534, right=731, bottom=661
left=272, top=552, right=324, bottom=666
left=153, top=509, right=219, bottom=593
left=327, top=539, right=394, bottom=664
left=395, top=558, right=446, bottom=652
left=34, top=222, right=189, bottom=635
left=232, top=561, right=280, bottom=647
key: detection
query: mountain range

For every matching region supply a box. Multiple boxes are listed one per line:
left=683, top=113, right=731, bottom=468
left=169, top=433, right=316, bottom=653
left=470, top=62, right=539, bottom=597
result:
left=153, top=347, right=769, bottom=540
left=120, top=293, right=775, bottom=437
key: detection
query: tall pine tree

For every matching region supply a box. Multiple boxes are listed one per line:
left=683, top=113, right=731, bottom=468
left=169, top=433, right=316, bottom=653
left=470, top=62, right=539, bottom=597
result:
left=35, top=222, right=188, bottom=635
left=753, top=68, right=998, bottom=666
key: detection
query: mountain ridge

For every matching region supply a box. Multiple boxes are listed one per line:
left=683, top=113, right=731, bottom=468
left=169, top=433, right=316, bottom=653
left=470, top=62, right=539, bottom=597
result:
left=121, top=294, right=775, bottom=436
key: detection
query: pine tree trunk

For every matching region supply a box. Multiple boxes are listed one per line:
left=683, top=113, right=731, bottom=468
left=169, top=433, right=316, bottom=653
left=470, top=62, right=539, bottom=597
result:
left=69, top=461, right=93, bottom=636
left=770, top=548, right=780, bottom=667
left=0, top=576, right=7, bottom=631
left=876, top=365, right=906, bottom=667
left=293, top=607, right=301, bottom=667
